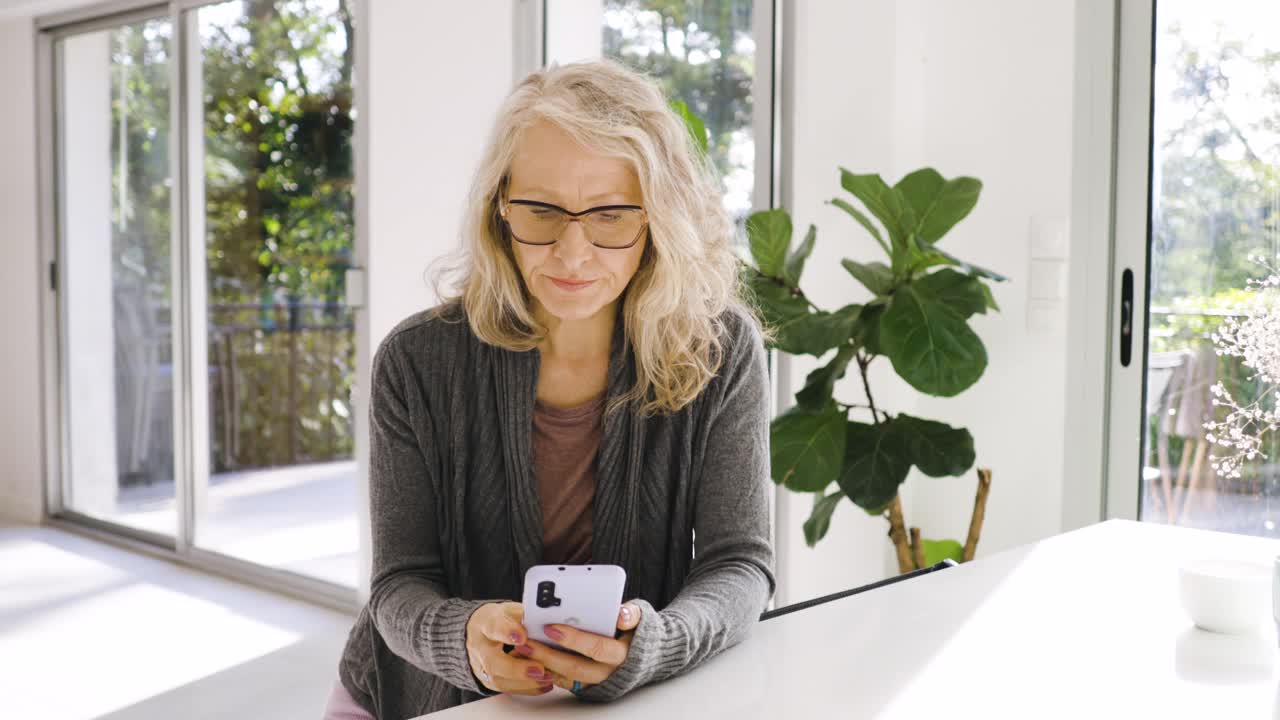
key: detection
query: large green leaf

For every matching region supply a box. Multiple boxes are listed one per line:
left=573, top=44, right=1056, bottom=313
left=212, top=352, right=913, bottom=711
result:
left=772, top=304, right=861, bottom=357
left=771, top=408, right=848, bottom=492
left=669, top=100, right=708, bottom=155
left=795, top=345, right=856, bottom=412
left=916, top=268, right=990, bottom=318
left=837, top=420, right=912, bottom=511
left=747, top=209, right=792, bottom=278
left=895, top=414, right=975, bottom=477
left=842, top=260, right=895, bottom=296
left=979, top=282, right=1001, bottom=312
left=804, top=490, right=845, bottom=547
left=915, top=240, right=1009, bottom=283
left=829, top=197, right=890, bottom=257
left=746, top=272, right=857, bottom=357
left=853, top=303, right=886, bottom=356
left=838, top=170, right=911, bottom=245
left=783, top=224, right=817, bottom=286
left=894, top=169, right=982, bottom=244
left=922, top=538, right=965, bottom=566
left=744, top=271, right=808, bottom=325
left=880, top=270, right=989, bottom=396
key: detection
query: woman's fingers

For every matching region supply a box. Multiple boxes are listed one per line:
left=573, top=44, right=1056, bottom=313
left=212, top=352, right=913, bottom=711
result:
left=477, top=643, right=555, bottom=695
left=509, top=684, right=557, bottom=696
left=615, top=601, right=642, bottom=632
left=479, top=602, right=528, bottom=646
left=488, top=675, right=555, bottom=696
left=486, top=643, right=554, bottom=684
left=478, top=602, right=638, bottom=692
left=544, top=623, right=629, bottom=667
left=467, top=602, right=557, bottom=695
left=517, top=637, right=615, bottom=685
left=545, top=671, right=575, bottom=691
left=503, top=602, right=526, bottom=625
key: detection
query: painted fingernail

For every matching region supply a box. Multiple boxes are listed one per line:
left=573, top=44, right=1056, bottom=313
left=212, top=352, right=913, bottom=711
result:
left=620, top=606, right=632, bottom=622
left=510, top=632, right=522, bottom=644
left=516, top=644, right=534, bottom=656
left=526, top=667, right=545, bottom=679
left=544, top=626, right=564, bottom=641
left=539, top=684, right=553, bottom=693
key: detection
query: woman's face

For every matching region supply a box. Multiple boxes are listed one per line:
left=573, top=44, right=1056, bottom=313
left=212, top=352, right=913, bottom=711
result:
left=505, top=120, right=647, bottom=324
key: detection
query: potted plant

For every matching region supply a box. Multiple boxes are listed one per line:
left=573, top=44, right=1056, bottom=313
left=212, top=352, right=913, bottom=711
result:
left=742, top=168, right=1005, bottom=573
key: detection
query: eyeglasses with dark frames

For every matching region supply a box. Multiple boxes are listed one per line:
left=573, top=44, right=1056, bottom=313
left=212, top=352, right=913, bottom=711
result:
left=500, top=199, right=649, bottom=250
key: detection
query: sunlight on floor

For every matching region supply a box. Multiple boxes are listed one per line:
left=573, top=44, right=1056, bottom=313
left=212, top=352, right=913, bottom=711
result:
left=0, top=528, right=351, bottom=720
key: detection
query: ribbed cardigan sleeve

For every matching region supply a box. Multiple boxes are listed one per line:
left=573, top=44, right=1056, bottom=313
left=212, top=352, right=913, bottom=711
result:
left=577, top=313, right=778, bottom=702
left=364, top=334, right=500, bottom=697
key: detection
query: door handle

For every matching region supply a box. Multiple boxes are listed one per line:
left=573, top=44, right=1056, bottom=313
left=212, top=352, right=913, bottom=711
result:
left=1120, top=268, right=1134, bottom=367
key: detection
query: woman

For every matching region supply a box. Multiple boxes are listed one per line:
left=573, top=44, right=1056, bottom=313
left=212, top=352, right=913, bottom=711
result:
left=324, top=59, right=775, bottom=719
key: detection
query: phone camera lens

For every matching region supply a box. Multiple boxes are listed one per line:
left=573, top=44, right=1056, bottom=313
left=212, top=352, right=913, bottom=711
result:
left=535, top=579, right=562, bottom=609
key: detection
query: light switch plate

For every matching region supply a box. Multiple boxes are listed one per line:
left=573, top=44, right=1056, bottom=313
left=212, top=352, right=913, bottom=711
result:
left=1027, top=299, right=1065, bottom=334
left=1030, top=217, right=1070, bottom=260
left=1029, top=259, right=1068, bottom=300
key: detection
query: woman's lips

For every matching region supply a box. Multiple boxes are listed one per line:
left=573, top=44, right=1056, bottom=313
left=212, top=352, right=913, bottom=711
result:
left=548, top=277, right=597, bottom=291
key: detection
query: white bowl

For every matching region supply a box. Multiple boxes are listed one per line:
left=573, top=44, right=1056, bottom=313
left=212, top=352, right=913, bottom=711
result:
left=1179, top=558, right=1271, bottom=635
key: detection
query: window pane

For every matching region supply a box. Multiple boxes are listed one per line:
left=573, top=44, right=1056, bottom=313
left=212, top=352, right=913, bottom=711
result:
left=1142, top=0, right=1280, bottom=538
left=195, top=0, right=358, bottom=587
left=546, top=0, right=758, bottom=230
left=59, top=19, right=176, bottom=537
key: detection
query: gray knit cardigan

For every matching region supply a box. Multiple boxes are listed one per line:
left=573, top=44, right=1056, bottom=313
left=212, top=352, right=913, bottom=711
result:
left=336, top=303, right=776, bottom=718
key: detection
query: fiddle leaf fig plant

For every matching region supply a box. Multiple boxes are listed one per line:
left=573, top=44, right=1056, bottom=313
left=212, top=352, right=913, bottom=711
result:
left=743, top=167, right=1005, bottom=573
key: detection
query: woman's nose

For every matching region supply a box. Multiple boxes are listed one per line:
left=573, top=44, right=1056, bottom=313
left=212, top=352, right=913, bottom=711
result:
left=553, top=220, right=593, bottom=268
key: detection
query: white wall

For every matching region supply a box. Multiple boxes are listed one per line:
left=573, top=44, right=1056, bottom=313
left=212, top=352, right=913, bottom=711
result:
left=777, top=0, right=1078, bottom=603
left=364, top=1, right=513, bottom=348
left=545, top=0, right=604, bottom=65
left=0, top=17, right=45, bottom=526
left=896, top=0, right=1075, bottom=556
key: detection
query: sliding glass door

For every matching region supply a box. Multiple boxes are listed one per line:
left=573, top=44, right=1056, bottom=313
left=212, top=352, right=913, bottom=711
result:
left=57, top=15, right=177, bottom=539
left=1111, top=0, right=1280, bottom=538
left=48, top=1, right=361, bottom=595
left=191, top=0, right=358, bottom=587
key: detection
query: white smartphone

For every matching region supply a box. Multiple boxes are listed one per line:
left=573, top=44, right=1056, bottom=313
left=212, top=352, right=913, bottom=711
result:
left=521, top=564, right=627, bottom=652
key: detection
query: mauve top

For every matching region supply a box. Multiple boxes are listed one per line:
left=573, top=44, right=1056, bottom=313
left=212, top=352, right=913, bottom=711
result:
left=533, top=392, right=604, bottom=565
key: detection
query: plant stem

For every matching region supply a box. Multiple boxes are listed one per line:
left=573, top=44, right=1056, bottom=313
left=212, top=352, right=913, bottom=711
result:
left=909, top=527, right=926, bottom=570
left=745, top=261, right=825, bottom=313
left=887, top=495, right=915, bottom=574
left=835, top=401, right=875, bottom=412
left=856, top=353, right=881, bottom=426
left=836, top=400, right=889, bottom=423
left=962, top=468, right=993, bottom=562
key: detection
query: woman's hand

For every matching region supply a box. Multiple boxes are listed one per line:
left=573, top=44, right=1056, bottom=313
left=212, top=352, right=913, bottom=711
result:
left=513, top=602, right=644, bottom=693
left=465, top=602, right=556, bottom=696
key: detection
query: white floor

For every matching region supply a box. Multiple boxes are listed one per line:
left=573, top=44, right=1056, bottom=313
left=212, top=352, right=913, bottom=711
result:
left=0, top=524, right=355, bottom=720
left=111, top=460, right=360, bottom=587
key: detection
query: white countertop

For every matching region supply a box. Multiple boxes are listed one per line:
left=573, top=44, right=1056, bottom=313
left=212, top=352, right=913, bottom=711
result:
left=421, top=520, right=1280, bottom=719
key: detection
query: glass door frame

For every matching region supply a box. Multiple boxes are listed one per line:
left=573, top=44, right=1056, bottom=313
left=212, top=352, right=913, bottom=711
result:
left=35, top=0, right=366, bottom=614
left=1059, top=0, right=1154, bottom=531
left=1103, top=0, right=1157, bottom=523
